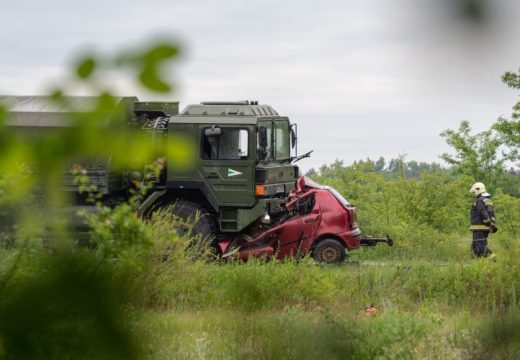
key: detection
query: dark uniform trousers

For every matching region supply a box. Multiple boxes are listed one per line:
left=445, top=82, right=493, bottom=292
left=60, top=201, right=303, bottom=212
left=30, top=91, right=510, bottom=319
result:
left=471, top=230, right=492, bottom=257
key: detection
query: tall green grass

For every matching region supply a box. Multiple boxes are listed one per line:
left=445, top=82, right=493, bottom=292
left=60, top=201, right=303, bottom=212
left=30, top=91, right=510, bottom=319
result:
left=2, top=201, right=520, bottom=358
left=142, top=252, right=520, bottom=313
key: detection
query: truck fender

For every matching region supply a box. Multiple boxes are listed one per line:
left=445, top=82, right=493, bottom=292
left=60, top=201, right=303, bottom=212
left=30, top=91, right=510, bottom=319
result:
left=137, top=189, right=167, bottom=218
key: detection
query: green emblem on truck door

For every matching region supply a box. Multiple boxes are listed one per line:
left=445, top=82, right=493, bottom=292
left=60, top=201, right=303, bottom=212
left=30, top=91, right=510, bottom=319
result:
left=227, top=168, right=242, bottom=177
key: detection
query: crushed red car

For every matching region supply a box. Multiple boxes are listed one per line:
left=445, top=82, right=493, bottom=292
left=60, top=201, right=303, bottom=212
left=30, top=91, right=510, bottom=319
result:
left=217, top=176, right=392, bottom=263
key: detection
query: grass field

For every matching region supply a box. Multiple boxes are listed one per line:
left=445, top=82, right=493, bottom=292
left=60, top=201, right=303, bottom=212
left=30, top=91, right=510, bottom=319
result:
left=1, top=224, right=519, bottom=359
left=123, top=234, right=520, bottom=359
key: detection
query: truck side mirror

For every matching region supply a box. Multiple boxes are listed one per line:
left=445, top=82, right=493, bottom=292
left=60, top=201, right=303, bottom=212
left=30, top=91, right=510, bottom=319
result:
left=205, top=125, right=221, bottom=137
left=258, top=126, right=268, bottom=148
left=290, top=125, right=297, bottom=149
left=290, top=123, right=298, bottom=158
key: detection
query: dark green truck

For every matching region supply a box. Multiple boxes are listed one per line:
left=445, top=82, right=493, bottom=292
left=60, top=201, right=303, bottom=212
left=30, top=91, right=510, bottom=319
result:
left=3, top=97, right=300, bottom=238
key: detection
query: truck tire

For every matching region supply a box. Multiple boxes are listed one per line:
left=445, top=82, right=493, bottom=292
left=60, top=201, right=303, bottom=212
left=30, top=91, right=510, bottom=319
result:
left=168, top=201, right=219, bottom=243
left=313, top=239, right=346, bottom=264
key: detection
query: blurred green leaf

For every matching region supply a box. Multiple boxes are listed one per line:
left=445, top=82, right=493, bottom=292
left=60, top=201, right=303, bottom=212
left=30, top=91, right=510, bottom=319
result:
left=139, top=67, right=171, bottom=92
left=137, top=43, right=179, bottom=92
left=95, top=92, right=118, bottom=116
left=76, top=57, right=96, bottom=79
left=143, top=44, right=179, bottom=63
left=50, top=90, right=64, bottom=101
left=459, top=0, right=485, bottom=22
left=113, top=43, right=179, bottom=93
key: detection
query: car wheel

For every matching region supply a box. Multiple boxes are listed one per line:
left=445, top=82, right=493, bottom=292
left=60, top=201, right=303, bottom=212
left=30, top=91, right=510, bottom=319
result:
left=312, top=239, right=346, bottom=264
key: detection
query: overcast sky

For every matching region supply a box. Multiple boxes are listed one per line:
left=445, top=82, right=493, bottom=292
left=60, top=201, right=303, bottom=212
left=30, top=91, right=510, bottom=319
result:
left=1, top=0, right=519, bottom=171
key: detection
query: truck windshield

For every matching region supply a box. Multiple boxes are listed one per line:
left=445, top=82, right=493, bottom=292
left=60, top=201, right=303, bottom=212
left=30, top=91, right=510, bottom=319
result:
left=274, top=121, right=290, bottom=160
left=327, top=187, right=351, bottom=207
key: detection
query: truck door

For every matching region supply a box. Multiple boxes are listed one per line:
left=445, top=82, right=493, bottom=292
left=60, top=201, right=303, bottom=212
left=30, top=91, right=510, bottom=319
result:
left=199, top=125, right=255, bottom=207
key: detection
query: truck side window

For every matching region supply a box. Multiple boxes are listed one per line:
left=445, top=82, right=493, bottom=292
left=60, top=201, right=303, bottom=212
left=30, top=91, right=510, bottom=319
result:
left=202, top=128, right=249, bottom=160
left=275, top=121, right=290, bottom=160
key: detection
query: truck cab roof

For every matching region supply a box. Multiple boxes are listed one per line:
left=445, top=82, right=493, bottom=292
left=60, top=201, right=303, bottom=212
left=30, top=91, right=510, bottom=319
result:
left=174, top=101, right=285, bottom=125
left=179, top=101, right=278, bottom=116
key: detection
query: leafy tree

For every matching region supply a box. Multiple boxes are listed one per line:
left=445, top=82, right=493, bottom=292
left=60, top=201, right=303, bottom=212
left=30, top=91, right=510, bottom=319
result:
left=387, top=155, right=407, bottom=177
left=440, top=121, right=506, bottom=192
left=374, top=156, right=385, bottom=172
left=305, top=167, right=317, bottom=177
left=493, top=69, right=520, bottom=159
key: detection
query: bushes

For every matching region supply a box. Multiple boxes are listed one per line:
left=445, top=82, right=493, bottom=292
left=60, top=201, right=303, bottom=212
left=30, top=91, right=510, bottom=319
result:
left=310, top=163, right=520, bottom=261
left=0, top=200, right=198, bottom=358
left=0, top=252, right=141, bottom=359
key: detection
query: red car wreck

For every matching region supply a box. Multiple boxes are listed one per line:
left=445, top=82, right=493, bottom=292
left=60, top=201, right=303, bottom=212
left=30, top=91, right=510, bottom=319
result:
left=217, top=177, right=393, bottom=263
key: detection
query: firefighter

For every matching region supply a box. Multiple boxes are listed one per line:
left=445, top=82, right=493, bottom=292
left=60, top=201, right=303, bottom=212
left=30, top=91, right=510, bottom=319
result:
left=469, top=182, right=497, bottom=259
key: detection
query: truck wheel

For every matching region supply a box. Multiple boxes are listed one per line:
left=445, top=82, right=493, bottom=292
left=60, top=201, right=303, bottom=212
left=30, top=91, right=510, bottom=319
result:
left=168, top=201, right=219, bottom=242
left=313, top=239, right=346, bottom=264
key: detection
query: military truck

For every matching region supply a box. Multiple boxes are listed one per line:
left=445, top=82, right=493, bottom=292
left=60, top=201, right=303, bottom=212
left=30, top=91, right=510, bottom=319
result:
left=3, top=96, right=391, bottom=262
left=3, top=97, right=300, bottom=233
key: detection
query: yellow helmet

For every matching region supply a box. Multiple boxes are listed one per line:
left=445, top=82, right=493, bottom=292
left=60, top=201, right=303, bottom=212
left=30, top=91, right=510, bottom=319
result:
left=470, top=182, right=486, bottom=196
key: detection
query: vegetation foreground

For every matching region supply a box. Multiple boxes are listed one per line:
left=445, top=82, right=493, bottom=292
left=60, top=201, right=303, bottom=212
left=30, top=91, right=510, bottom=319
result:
left=2, top=150, right=520, bottom=359
left=133, top=255, right=520, bottom=359
left=1, top=202, right=520, bottom=359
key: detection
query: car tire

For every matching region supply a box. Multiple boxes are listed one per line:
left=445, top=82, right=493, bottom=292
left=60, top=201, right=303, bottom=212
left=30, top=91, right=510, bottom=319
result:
left=312, top=238, right=346, bottom=264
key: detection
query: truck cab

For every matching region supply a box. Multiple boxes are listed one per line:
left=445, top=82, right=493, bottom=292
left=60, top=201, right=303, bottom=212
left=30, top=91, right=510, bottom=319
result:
left=159, top=101, right=299, bottom=233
